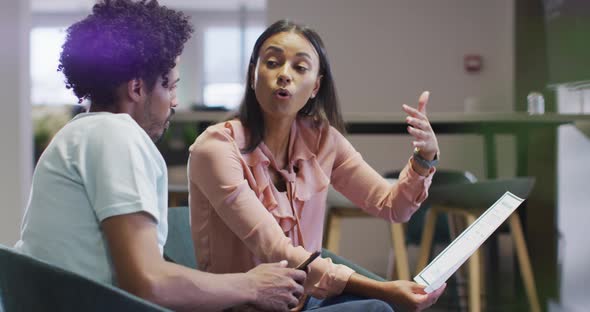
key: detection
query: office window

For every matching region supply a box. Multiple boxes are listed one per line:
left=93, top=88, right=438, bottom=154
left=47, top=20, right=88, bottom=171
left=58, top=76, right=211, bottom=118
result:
left=203, top=26, right=264, bottom=110
left=30, top=12, right=266, bottom=110
left=30, top=27, right=82, bottom=106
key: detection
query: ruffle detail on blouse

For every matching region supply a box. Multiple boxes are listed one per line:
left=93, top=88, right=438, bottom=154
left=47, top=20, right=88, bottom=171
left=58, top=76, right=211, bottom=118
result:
left=223, top=119, right=330, bottom=233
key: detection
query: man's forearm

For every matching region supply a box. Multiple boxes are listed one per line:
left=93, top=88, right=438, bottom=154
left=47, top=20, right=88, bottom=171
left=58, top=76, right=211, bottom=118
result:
left=130, top=261, right=254, bottom=312
left=102, top=213, right=256, bottom=312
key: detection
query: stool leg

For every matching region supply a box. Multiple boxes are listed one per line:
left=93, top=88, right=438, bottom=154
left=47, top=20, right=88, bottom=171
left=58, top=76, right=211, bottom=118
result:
left=508, top=214, right=541, bottom=312
left=416, top=208, right=438, bottom=275
left=449, top=214, right=469, bottom=312
left=390, top=223, right=410, bottom=280
left=325, top=210, right=342, bottom=254
left=169, top=193, right=179, bottom=207
left=466, top=214, right=481, bottom=312
left=479, top=239, right=487, bottom=311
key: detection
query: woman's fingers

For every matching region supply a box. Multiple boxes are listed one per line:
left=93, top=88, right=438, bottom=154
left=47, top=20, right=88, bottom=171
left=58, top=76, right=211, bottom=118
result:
left=407, top=126, right=430, bottom=140
left=417, top=91, right=429, bottom=114
left=402, top=91, right=440, bottom=159
left=406, top=116, right=431, bottom=131
left=402, top=104, right=427, bottom=120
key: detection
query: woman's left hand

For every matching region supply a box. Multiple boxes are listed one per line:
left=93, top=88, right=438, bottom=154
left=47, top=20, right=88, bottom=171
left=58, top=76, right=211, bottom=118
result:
left=402, top=91, right=439, bottom=160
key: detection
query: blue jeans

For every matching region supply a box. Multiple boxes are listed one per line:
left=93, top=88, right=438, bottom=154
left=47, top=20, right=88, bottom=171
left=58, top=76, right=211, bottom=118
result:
left=303, top=294, right=396, bottom=312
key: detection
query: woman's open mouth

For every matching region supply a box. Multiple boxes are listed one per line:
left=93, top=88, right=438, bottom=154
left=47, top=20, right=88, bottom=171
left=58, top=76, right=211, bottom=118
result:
left=274, top=88, right=292, bottom=100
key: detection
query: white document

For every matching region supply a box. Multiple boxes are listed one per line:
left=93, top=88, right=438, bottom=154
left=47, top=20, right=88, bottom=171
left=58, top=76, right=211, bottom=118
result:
left=414, top=191, right=524, bottom=293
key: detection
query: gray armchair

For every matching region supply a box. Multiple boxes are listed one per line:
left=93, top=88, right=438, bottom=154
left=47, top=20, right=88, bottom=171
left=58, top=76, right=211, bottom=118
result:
left=0, top=245, right=169, bottom=312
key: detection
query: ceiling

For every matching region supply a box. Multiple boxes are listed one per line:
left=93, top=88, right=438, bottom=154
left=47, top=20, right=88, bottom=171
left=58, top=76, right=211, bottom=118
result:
left=31, top=0, right=266, bottom=12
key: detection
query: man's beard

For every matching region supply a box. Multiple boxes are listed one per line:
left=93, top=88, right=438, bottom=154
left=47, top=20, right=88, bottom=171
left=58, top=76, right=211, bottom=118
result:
left=151, top=108, right=175, bottom=144
left=143, top=94, right=175, bottom=143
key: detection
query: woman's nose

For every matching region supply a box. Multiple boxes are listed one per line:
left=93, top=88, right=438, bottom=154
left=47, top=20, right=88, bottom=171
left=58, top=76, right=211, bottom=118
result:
left=277, top=67, right=292, bottom=85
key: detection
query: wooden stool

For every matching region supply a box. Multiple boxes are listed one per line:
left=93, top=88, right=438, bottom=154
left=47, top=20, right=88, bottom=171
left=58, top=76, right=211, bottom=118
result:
left=168, top=165, right=188, bottom=207
left=415, top=178, right=541, bottom=312
left=324, top=179, right=411, bottom=280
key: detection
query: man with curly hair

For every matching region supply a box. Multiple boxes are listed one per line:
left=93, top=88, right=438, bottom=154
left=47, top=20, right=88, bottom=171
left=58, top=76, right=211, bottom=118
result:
left=14, top=1, right=306, bottom=311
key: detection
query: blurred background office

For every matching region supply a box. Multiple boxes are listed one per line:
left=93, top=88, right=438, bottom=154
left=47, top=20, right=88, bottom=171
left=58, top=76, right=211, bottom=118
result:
left=1, top=0, right=589, bottom=311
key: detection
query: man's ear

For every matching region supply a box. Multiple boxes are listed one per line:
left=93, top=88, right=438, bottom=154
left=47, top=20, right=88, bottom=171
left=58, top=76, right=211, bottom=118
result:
left=127, top=78, right=144, bottom=103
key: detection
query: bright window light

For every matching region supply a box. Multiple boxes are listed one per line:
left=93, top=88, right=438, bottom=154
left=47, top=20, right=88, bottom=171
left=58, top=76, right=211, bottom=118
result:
left=30, top=27, right=82, bottom=106
left=203, top=83, right=245, bottom=110
left=203, top=26, right=264, bottom=110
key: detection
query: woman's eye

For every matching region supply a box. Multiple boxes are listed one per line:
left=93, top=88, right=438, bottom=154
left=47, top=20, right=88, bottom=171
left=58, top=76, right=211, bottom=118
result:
left=266, top=60, right=278, bottom=67
left=295, top=65, right=308, bottom=72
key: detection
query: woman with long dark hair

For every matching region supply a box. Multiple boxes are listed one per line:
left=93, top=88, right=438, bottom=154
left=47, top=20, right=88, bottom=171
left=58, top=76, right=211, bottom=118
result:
left=189, top=20, right=445, bottom=311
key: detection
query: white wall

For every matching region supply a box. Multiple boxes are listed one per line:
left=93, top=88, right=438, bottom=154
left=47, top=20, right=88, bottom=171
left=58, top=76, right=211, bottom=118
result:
left=268, top=0, right=514, bottom=114
left=0, top=0, right=32, bottom=245
left=268, top=0, right=515, bottom=276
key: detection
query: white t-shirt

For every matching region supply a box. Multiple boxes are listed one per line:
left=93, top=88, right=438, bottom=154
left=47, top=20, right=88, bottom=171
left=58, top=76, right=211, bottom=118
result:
left=15, top=112, right=168, bottom=285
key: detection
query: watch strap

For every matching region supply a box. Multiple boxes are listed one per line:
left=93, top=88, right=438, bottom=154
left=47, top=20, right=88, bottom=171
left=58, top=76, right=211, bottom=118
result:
left=412, top=148, right=439, bottom=169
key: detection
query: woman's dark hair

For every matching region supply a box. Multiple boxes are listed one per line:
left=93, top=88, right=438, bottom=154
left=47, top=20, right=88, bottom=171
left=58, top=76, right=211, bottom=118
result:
left=238, top=19, right=345, bottom=152
left=58, top=0, right=193, bottom=108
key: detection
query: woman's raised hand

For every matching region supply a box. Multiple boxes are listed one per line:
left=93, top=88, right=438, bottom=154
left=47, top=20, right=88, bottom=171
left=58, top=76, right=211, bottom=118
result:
left=402, top=91, right=439, bottom=161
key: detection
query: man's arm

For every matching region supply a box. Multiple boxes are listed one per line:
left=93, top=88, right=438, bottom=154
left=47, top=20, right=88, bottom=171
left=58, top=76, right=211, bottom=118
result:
left=101, top=212, right=305, bottom=312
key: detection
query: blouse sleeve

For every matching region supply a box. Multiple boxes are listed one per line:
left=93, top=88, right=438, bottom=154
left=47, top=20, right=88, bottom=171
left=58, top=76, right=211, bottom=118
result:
left=329, top=127, right=434, bottom=223
left=189, top=126, right=354, bottom=298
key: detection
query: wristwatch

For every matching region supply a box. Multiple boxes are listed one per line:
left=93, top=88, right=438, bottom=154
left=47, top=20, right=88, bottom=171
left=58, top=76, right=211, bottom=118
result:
left=412, top=148, right=439, bottom=170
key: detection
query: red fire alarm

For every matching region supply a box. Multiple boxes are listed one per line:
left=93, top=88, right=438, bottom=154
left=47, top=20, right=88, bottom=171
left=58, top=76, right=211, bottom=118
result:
left=464, top=54, right=483, bottom=73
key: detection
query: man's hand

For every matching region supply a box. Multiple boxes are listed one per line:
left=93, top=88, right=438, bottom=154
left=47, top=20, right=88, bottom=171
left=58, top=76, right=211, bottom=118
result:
left=380, top=280, right=446, bottom=312
left=246, top=260, right=306, bottom=311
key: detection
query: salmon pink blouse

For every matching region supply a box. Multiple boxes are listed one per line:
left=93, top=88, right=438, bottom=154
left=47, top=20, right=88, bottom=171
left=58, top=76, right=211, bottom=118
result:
left=188, top=117, right=433, bottom=298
